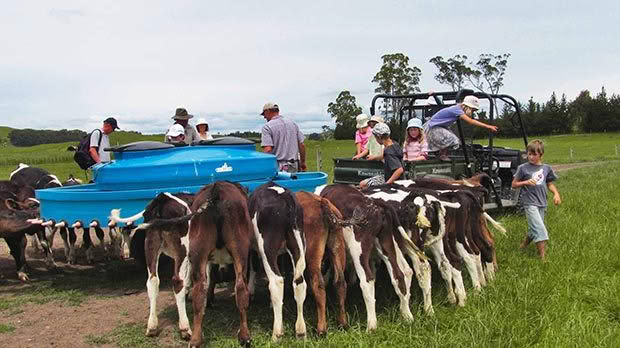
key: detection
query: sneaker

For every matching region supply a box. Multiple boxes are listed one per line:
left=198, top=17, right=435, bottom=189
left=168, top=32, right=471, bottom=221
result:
left=439, top=155, right=451, bottom=162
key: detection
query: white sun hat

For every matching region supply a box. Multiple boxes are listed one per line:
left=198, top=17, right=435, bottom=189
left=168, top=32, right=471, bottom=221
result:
left=166, top=124, right=185, bottom=137
left=356, top=114, right=369, bottom=128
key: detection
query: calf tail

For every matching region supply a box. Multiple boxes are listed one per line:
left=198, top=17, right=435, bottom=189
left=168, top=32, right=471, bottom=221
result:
left=109, top=209, right=144, bottom=225
left=483, top=212, right=507, bottom=235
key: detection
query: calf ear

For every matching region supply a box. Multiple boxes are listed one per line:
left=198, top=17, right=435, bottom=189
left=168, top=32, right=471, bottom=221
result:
left=5, top=198, right=20, bottom=211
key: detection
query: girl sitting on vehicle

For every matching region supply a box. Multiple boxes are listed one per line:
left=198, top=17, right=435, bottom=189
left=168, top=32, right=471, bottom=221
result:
left=352, top=115, right=385, bottom=160
left=353, top=113, right=370, bottom=157
left=402, top=118, right=428, bottom=162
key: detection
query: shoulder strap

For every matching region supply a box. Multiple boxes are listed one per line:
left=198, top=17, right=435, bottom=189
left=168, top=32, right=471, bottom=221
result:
left=88, top=129, right=103, bottom=149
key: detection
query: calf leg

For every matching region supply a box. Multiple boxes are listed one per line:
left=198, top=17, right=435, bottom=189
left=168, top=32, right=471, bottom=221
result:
left=145, top=241, right=163, bottom=337
left=83, top=227, right=94, bottom=264
left=374, top=235, right=414, bottom=321
left=42, top=226, right=57, bottom=269
left=59, top=227, right=71, bottom=262
left=306, top=239, right=327, bottom=335
left=189, top=260, right=211, bottom=348
left=428, top=239, right=464, bottom=306
left=230, top=248, right=251, bottom=347
left=121, top=226, right=132, bottom=260
left=326, top=237, right=348, bottom=329
left=68, top=227, right=78, bottom=264
left=286, top=227, right=308, bottom=338
left=455, top=242, right=482, bottom=292
left=342, top=226, right=377, bottom=331
left=7, top=236, right=28, bottom=281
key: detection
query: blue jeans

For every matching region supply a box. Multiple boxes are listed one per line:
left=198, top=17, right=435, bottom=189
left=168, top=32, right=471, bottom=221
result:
left=524, top=205, right=548, bottom=243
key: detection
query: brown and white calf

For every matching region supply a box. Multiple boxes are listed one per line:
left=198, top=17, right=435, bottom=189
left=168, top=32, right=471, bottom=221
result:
left=317, top=184, right=426, bottom=330
left=363, top=185, right=466, bottom=309
left=295, top=191, right=349, bottom=335
left=248, top=182, right=307, bottom=341
left=110, top=192, right=195, bottom=339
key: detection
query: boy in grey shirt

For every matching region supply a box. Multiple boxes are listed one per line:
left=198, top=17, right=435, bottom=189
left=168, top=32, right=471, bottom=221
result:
left=512, top=139, right=562, bottom=260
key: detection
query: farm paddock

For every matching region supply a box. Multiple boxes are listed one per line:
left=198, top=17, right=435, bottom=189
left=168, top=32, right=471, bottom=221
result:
left=1, top=161, right=620, bottom=347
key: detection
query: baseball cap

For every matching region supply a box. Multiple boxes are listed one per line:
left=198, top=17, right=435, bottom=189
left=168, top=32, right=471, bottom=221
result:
left=462, top=95, right=480, bottom=110
left=166, top=124, right=185, bottom=137
left=261, top=102, right=279, bottom=116
left=104, top=117, right=120, bottom=130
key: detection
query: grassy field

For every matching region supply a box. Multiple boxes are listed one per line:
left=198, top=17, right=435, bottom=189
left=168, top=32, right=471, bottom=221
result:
left=0, top=161, right=618, bottom=347
left=1, top=130, right=619, bottom=182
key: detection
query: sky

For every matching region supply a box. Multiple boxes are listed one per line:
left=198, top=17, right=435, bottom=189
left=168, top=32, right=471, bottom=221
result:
left=1, top=1, right=618, bottom=135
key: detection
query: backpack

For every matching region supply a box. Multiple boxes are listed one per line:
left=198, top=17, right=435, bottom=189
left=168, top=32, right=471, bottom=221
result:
left=73, top=129, right=102, bottom=170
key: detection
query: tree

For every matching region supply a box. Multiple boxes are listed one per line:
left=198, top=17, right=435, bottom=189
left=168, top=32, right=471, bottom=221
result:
left=467, top=53, right=511, bottom=95
left=429, top=55, right=472, bottom=91
left=372, top=53, right=422, bottom=125
left=320, top=125, right=334, bottom=140
left=327, top=91, right=363, bottom=140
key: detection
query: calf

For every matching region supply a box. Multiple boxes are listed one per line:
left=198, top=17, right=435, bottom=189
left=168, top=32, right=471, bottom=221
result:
left=10, top=163, right=62, bottom=189
left=295, top=191, right=348, bottom=335
left=364, top=185, right=467, bottom=309
left=248, top=182, right=307, bottom=341
left=0, top=191, right=43, bottom=281
left=317, top=184, right=425, bottom=330
left=110, top=192, right=195, bottom=339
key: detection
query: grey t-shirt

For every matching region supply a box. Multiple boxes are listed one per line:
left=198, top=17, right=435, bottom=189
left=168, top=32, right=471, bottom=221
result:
left=89, top=129, right=111, bottom=162
left=514, top=163, right=557, bottom=207
left=261, top=115, right=304, bottom=162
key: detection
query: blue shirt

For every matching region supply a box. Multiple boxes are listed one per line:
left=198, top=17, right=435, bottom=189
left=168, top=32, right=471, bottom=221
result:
left=427, top=105, right=464, bottom=128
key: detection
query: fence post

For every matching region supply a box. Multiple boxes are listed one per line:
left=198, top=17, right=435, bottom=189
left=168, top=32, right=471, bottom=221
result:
left=616, top=144, right=619, bottom=156
left=316, top=148, right=322, bottom=171
left=570, top=147, right=573, bottom=160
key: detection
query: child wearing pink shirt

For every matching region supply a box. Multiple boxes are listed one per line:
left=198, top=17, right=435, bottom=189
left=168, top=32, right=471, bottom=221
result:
left=402, top=118, right=428, bottom=161
left=354, top=114, right=371, bottom=156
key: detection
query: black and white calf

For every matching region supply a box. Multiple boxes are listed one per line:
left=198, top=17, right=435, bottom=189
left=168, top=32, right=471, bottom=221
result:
left=317, top=184, right=427, bottom=330
left=363, top=184, right=466, bottom=310
left=248, top=182, right=308, bottom=341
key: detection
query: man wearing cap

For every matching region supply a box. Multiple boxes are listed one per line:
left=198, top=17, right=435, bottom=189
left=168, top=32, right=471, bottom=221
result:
left=165, top=108, right=199, bottom=145
left=424, top=95, right=498, bottom=161
left=260, top=102, right=306, bottom=173
left=89, top=117, right=119, bottom=164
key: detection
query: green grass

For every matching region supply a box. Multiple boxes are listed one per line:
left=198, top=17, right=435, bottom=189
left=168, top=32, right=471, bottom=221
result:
left=479, top=132, right=620, bottom=163
left=0, top=323, right=16, bottom=334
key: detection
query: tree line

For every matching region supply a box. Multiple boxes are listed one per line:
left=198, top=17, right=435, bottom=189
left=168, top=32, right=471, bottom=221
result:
left=9, top=128, right=86, bottom=147
left=325, top=52, right=619, bottom=141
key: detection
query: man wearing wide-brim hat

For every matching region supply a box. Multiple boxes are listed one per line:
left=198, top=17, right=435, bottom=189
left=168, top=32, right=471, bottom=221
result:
left=165, top=108, right=199, bottom=145
left=260, top=102, right=306, bottom=173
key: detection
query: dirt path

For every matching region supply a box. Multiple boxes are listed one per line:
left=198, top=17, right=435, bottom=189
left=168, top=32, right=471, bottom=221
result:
left=550, top=161, right=614, bottom=172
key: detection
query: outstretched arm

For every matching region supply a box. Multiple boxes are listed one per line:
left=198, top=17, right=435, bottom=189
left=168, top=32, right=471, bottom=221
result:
left=298, top=142, right=307, bottom=171
left=460, top=114, right=498, bottom=132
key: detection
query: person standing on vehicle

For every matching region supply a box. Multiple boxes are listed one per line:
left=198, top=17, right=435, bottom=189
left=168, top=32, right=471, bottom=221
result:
left=89, top=117, right=119, bottom=164
left=260, top=102, right=307, bottom=173
left=423, top=95, right=498, bottom=161
left=165, top=108, right=199, bottom=145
